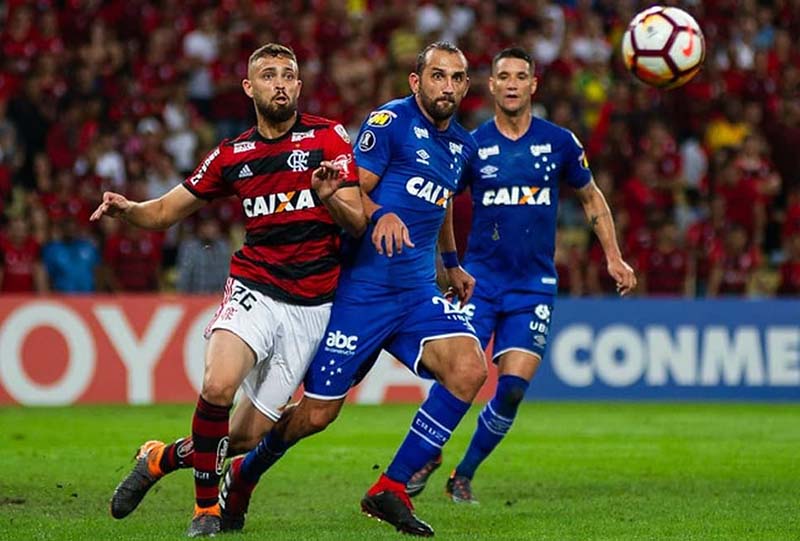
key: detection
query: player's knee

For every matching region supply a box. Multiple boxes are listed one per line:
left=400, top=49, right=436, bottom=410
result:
left=228, top=429, right=260, bottom=455
left=447, top=354, right=487, bottom=398
left=501, top=385, right=526, bottom=409
left=200, top=380, right=237, bottom=406
left=305, top=404, right=339, bottom=434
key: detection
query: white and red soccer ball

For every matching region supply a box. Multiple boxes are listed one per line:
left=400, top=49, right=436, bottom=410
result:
left=622, top=6, right=706, bottom=89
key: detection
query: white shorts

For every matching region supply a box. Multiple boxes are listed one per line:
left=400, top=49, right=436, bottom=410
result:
left=205, top=278, right=331, bottom=421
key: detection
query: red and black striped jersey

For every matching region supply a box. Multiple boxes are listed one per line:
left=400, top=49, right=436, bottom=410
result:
left=182, top=114, right=359, bottom=305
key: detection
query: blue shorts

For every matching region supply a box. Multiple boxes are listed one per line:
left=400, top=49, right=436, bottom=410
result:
left=304, top=282, right=479, bottom=399
left=466, top=277, right=554, bottom=363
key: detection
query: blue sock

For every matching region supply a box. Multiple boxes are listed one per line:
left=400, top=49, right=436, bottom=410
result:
left=386, top=383, right=471, bottom=484
left=239, top=430, right=293, bottom=484
left=455, top=374, right=529, bottom=479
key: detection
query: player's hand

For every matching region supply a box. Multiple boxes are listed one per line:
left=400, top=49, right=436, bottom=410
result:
left=608, top=257, right=637, bottom=296
left=90, top=191, right=132, bottom=221
left=311, top=160, right=347, bottom=201
left=444, top=266, right=475, bottom=305
left=371, top=212, right=414, bottom=257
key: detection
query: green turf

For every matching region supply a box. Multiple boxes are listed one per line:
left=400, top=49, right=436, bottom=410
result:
left=0, top=403, right=798, bottom=540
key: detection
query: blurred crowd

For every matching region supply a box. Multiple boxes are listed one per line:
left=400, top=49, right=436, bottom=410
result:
left=0, top=0, right=798, bottom=297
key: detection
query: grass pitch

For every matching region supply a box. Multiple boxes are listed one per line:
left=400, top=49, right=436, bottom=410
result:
left=1, top=403, right=798, bottom=540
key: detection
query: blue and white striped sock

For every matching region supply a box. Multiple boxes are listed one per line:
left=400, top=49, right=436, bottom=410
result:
left=386, top=383, right=471, bottom=483
left=455, top=374, right=529, bottom=479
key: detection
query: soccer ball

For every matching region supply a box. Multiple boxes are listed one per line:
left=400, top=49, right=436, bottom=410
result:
left=621, top=6, right=705, bottom=89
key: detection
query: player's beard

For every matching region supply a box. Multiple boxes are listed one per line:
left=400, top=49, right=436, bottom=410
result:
left=255, top=94, right=297, bottom=124
left=418, top=88, right=457, bottom=121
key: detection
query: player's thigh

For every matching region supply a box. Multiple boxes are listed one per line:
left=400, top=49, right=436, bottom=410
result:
left=493, top=293, right=554, bottom=379
left=228, top=396, right=275, bottom=455
left=303, top=290, right=398, bottom=400
left=202, top=330, right=257, bottom=400
left=241, top=301, right=331, bottom=423
left=496, top=350, right=541, bottom=381
left=387, top=290, right=485, bottom=400
left=202, top=278, right=281, bottom=400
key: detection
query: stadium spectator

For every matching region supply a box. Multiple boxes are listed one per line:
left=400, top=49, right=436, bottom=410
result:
left=707, top=224, right=762, bottom=297
left=0, top=215, right=47, bottom=293
left=0, top=1, right=796, bottom=298
left=638, top=221, right=694, bottom=296
left=777, top=235, right=800, bottom=296
left=42, top=217, right=100, bottom=293
left=102, top=221, right=163, bottom=292
left=175, top=215, right=230, bottom=294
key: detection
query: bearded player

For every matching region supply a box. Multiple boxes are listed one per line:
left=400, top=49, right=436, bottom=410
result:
left=95, top=43, right=366, bottom=537
left=217, top=41, right=486, bottom=537
left=407, top=47, right=636, bottom=503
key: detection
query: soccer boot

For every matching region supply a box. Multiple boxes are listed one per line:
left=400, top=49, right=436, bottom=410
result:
left=219, top=456, right=256, bottom=532
left=406, top=454, right=442, bottom=497
left=361, top=473, right=434, bottom=537
left=445, top=471, right=478, bottom=504
left=110, top=440, right=166, bottom=518
left=186, top=504, right=221, bottom=537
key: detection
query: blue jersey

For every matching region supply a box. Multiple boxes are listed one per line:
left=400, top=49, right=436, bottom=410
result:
left=463, top=117, right=592, bottom=295
left=344, top=96, right=477, bottom=290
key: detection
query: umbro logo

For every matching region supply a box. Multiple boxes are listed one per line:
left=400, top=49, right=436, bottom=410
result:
left=239, top=164, right=253, bottom=178
left=480, top=165, right=498, bottom=178
left=416, top=149, right=430, bottom=165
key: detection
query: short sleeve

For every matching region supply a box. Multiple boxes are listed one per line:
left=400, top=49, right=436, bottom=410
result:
left=561, top=130, right=593, bottom=189
left=324, top=124, right=360, bottom=188
left=182, top=144, right=231, bottom=200
left=457, top=145, right=478, bottom=194
left=353, top=110, right=395, bottom=178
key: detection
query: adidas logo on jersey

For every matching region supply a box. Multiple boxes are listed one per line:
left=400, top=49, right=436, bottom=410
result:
left=406, top=176, right=451, bottom=207
left=242, top=189, right=317, bottom=217
left=238, top=164, right=254, bottom=178
left=482, top=186, right=551, bottom=206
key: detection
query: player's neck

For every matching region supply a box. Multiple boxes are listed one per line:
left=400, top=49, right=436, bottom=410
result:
left=256, top=113, right=297, bottom=140
left=414, top=94, right=451, bottom=131
left=494, top=109, right=532, bottom=141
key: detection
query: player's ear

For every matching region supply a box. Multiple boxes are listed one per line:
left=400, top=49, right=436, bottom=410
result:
left=531, top=77, right=538, bottom=97
left=242, top=78, right=254, bottom=99
left=408, top=72, right=420, bottom=94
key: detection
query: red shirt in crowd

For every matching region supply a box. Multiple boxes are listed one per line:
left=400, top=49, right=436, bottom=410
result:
left=709, top=246, right=761, bottom=295
left=103, top=231, right=162, bottom=291
left=778, top=260, right=800, bottom=295
left=638, top=246, right=690, bottom=295
left=0, top=235, right=40, bottom=292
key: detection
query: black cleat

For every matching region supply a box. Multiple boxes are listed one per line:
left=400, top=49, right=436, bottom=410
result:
left=406, top=454, right=442, bottom=497
left=361, top=484, right=434, bottom=537
left=219, top=456, right=254, bottom=532
left=110, top=440, right=165, bottom=519
left=186, top=505, right=221, bottom=537
left=445, top=471, right=478, bottom=504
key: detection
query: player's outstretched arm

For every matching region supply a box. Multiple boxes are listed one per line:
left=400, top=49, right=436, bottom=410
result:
left=90, top=185, right=207, bottom=230
left=437, top=202, right=474, bottom=305
left=576, top=180, right=637, bottom=296
left=311, top=160, right=367, bottom=237
left=359, top=167, right=415, bottom=257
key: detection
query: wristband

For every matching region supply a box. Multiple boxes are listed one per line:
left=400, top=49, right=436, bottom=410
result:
left=441, top=251, right=459, bottom=269
left=370, top=207, right=389, bottom=224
